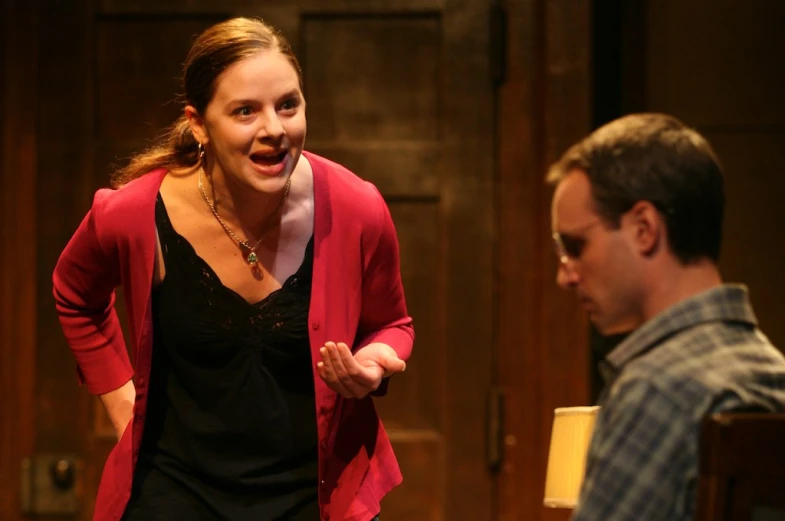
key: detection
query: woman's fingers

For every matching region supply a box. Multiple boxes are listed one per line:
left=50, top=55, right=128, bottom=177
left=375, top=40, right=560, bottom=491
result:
left=318, top=342, right=380, bottom=398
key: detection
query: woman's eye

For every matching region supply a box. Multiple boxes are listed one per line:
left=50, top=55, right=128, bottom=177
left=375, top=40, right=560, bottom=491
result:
left=235, top=106, right=253, bottom=117
left=280, top=98, right=299, bottom=111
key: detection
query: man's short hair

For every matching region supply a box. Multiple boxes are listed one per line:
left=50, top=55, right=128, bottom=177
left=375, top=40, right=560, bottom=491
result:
left=547, top=113, right=725, bottom=263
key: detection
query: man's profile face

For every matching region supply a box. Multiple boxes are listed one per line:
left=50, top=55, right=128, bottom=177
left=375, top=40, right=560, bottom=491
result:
left=550, top=170, right=642, bottom=335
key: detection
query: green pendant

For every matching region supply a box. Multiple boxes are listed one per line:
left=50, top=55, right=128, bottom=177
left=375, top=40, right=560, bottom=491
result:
left=247, top=251, right=258, bottom=264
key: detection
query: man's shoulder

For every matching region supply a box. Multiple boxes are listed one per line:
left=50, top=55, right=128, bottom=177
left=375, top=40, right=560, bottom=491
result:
left=615, top=320, right=785, bottom=413
left=629, top=318, right=784, bottom=379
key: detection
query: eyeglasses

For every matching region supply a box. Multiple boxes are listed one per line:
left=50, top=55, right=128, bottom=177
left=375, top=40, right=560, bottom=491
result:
left=552, top=221, right=602, bottom=265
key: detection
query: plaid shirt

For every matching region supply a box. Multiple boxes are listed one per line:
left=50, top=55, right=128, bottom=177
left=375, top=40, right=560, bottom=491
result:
left=572, top=284, right=785, bottom=521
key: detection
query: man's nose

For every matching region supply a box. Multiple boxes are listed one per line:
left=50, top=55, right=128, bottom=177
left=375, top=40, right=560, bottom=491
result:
left=556, top=260, right=579, bottom=289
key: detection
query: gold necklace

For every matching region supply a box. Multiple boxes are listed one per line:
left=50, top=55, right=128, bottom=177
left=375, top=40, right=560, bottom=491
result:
left=198, top=167, right=292, bottom=266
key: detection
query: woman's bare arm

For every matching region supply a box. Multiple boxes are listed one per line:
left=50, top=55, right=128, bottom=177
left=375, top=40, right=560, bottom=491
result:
left=98, top=379, right=135, bottom=441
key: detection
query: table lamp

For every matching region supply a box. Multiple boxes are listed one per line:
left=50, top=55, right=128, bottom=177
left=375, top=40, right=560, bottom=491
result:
left=543, top=406, right=600, bottom=509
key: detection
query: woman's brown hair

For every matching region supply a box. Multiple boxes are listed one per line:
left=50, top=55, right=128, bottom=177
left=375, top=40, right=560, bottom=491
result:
left=111, top=17, right=302, bottom=188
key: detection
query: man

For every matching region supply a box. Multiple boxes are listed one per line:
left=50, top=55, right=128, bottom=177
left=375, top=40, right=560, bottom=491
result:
left=548, top=113, right=785, bottom=520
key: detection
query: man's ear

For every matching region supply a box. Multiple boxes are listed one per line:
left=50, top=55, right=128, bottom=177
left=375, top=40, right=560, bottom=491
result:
left=185, top=105, right=208, bottom=146
left=625, top=200, right=663, bottom=257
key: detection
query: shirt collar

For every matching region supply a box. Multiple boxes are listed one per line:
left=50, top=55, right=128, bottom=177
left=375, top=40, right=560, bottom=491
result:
left=603, top=284, right=758, bottom=380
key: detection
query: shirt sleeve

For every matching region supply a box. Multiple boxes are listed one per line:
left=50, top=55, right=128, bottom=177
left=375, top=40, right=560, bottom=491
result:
left=571, top=380, right=697, bottom=521
left=355, top=184, right=415, bottom=360
left=52, top=194, right=133, bottom=395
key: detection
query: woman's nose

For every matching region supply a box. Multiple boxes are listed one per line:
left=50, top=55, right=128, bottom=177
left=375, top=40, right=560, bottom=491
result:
left=259, top=111, right=285, bottom=140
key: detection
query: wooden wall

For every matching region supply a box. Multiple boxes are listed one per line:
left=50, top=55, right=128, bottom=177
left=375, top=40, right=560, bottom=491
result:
left=644, top=0, right=785, bottom=351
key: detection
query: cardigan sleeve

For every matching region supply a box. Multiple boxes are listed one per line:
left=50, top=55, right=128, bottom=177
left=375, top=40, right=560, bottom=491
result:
left=355, top=185, right=415, bottom=361
left=52, top=191, right=133, bottom=395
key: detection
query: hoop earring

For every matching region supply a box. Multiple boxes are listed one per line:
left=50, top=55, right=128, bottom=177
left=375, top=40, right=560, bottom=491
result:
left=197, top=142, right=205, bottom=161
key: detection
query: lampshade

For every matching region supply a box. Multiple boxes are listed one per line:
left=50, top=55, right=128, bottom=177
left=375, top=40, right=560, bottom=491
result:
left=543, top=406, right=600, bottom=509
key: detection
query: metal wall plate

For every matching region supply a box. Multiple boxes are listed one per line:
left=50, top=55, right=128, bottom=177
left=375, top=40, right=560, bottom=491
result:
left=20, top=453, right=83, bottom=516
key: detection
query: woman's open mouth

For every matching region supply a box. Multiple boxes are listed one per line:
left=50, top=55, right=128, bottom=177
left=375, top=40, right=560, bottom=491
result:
left=250, top=150, right=288, bottom=176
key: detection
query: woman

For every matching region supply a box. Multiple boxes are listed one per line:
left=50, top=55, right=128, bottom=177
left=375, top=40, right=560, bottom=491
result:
left=53, top=17, right=413, bottom=521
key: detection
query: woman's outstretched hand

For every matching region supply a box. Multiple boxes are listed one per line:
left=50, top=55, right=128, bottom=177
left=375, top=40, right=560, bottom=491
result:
left=317, top=341, right=406, bottom=399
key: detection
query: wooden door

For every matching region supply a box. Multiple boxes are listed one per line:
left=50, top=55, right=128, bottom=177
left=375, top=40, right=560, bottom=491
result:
left=8, top=1, right=498, bottom=520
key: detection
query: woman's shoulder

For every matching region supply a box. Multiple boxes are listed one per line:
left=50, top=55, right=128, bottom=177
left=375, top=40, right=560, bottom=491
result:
left=305, top=152, right=393, bottom=246
left=72, top=168, right=166, bottom=256
left=93, top=168, right=167, bottom=212
left=305, top=151, right=383, bottom=204
left=89, top=169, right=167, bottom=242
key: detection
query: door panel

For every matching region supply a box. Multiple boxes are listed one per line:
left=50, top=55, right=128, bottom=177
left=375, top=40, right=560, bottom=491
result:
left=300, top=12, right=448, bottom=518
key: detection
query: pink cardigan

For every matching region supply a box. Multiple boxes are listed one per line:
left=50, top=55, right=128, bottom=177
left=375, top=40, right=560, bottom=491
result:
left=53, top=151, right=414, bottom=521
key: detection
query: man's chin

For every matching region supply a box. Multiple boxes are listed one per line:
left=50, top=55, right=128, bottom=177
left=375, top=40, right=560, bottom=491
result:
left=591, top=315, right=636, bottom=337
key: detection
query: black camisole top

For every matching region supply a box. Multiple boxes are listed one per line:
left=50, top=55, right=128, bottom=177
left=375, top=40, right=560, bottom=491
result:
left=122, top=194, right=319, bottom=521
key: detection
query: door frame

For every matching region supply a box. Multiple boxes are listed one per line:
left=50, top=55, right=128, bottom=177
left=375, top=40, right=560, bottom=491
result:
left=0, top=1, right=38, bottom=520
left=496, top=1, right=593, bottom=520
